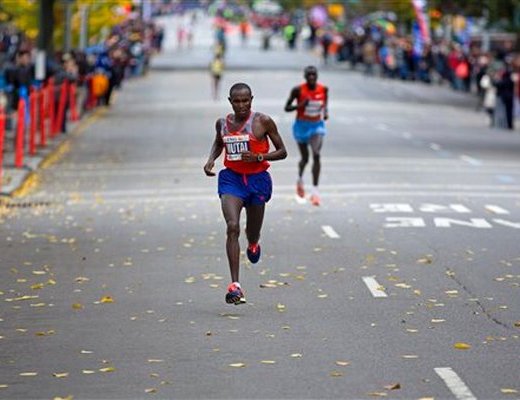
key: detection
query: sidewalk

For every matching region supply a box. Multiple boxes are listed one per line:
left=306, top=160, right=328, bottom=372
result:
left=0, top=112, right=95, bottom=198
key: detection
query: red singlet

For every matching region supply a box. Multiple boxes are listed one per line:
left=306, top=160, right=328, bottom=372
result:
left=296, top=83, right=326, bottom=122
left=220, top=112, right=270, bottom=174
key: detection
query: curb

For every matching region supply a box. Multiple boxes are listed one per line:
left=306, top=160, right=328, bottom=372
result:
left=0, top=106, right=107, bottom=199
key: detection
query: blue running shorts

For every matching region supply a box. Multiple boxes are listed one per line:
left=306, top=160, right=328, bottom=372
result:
left=292, top=119, right=326, bottom=144
left=218, top=169, right=272, bottom=206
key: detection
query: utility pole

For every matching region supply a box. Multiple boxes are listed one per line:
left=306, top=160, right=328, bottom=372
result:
left=79, top=4, right=89, bottom=50
left=37, top=0, right=56, bottom=81
left=63, top=0, right=74, bottom=52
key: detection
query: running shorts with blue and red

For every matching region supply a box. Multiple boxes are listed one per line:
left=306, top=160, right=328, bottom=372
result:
left=292, top=119, right=326, bottom=144
left=218, top=168, right=272, bottom=206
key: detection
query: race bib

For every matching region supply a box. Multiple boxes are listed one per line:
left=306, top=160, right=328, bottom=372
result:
left=223, top=134, right=250, bottom=161
left=304, top=100, right=323, bottom=118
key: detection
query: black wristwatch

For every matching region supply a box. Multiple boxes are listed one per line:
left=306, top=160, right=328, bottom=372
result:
left=256, top=153, right=264, bottom=162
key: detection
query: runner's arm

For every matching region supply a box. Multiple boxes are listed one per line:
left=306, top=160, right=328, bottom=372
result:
left=323, top=86, right=329, bottom=120
left=203, top=120, right=224, bottom=176
left=284, top=87, right=307, bottom=112
left=258, top=114, right=287, bottom=161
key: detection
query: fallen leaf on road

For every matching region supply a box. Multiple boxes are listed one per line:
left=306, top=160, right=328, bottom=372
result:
left=145, top=388, right=157, bottom=394
left=52, top=372, right=69, bottom=378
left=0, top=385, right=8, bottom=389
left=19, top=372, right=38, bottom=376
left=401, top=355, right=419, bottom=359
left=384, top=383, right=401, bottom=390
left=229, top=363, right=246, bottom=368
left=453, top=342, right=471, bottom=350
left=82, top=370, right=95, bottom=374
left=72, top=303, right=83, bottom=310
left=30, top=283, right=44, bottom=290
left=501, top=388, right=518, bottom=394
left=330, top=371, right=343, bottom=377
left=99, top=367, right=115, bottom=373
left=260, top=360, right=276, bottom=364
left=417, top=256, right=433, bottom=264
left=368, top=392, right=387, bottom=397
left=147, top=359, right=164, bottom=363
left=290, top=353, right=303, bottom=358
left=99, top=296, right=114, bottom=303
left=335, top=361, right=350, bottom=366
left=53, top=396, right=73, bottom=400
left=395, top=283, right=411, bottom=289
left=276, top=303, right=286, bottom=312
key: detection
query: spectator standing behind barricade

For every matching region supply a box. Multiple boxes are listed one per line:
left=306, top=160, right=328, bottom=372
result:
left=4, top=50, right=34, bottom=131
left=94, top=47, right=114, bottom=106
left=110, top=48, right=127, bottom=91
left=479, top=66, right=497, bottom=127
left=495, top=64, right=516, bottom=130
left=362, top=39, right=376, bottom=76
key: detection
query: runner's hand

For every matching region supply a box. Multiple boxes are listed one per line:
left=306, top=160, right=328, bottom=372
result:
left=297, top=99, right=309, bottom=110
left=204, top=161, right=216, bottom=176
left=240, top=151, right=256, bottom=162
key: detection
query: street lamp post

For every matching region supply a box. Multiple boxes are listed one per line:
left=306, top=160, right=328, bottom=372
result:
left=37, top=0, right=56, bottom=81
left=63, top=0, right=74, bottom=52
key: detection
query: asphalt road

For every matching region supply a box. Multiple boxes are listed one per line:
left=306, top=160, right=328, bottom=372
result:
left=0, top=14, right=519, bottom=400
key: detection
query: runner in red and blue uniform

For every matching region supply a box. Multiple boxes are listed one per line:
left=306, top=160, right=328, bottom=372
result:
left=204, top=83, right=287, bottom=305
left=285, top=66, right=329, bottom=206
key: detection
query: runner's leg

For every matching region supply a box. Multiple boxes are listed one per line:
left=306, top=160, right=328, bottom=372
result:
left=310, top=134, right=323, bottom=186
left=221, top=194, right=244, bottom=282
left=297, top=142, right=309, bottom=179
left=245, top=203, right=265, bottom=245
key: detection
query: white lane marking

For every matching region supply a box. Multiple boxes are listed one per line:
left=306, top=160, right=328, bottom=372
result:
left=61, top=184, right=520, bottom=197
left=362, top=277, right=387, bottom=298
left=435, top=367, right=477, bottom=400
left=62, top=191, right=520, bottom=206
left=496, top=175, right=515, bottom=183
left=321, top=225, right=340, bottom=239
left=484, top=205, right=510, bottom=215
left=460, top=155, right=483, bottom=166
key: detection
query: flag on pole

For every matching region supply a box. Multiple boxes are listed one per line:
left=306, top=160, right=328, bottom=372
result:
left=411, top=0, right=430, bottom=43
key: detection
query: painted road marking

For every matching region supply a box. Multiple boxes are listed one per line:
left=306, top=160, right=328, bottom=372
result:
left=485, top=205, right=510, bottom=215
left=460, top=155, right=483, bottom=166
left=362, top=277, right=387, bottom=298
left=434, top=367, right=477, bottom=400
left=322, top=225, right=340, bottom=239
left=496, top=175, right=515, bottom=183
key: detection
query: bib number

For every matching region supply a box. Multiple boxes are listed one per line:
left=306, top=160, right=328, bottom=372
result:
left=304, top=100, right=323, bottom=118
left=223, top=134, right=250, bottom=161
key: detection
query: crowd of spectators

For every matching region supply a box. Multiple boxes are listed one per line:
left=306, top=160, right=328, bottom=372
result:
left=0, top=17, right=165, bottom=131
left=318, top=25, right=520, bottom=130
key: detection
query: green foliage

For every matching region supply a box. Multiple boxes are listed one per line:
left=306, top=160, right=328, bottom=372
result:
left=2, top=0, right=129, bottom=50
